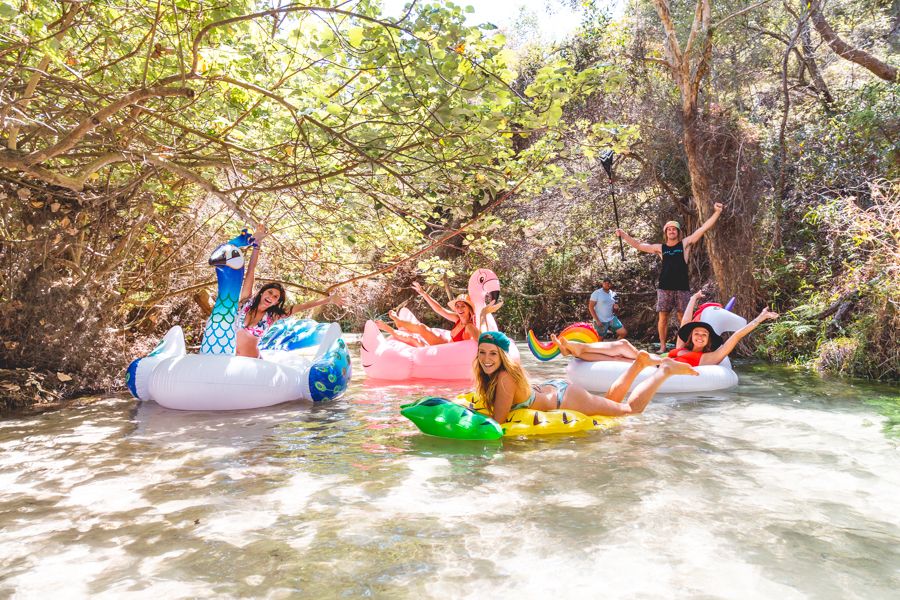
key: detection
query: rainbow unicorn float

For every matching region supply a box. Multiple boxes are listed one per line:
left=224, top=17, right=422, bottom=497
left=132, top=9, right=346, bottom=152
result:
left=529, top=301, right=747, bottom=394
left=125, top=230, right=351, bottom=410
left=360, top=269, right=519, bottom=381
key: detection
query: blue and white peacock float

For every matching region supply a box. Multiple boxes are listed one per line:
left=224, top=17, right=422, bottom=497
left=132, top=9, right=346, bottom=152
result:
left=125, top=230, right=351, bottom=410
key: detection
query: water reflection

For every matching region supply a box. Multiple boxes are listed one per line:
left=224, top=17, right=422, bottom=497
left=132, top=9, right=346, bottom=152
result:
left=0, top=342, right=898, bottom=598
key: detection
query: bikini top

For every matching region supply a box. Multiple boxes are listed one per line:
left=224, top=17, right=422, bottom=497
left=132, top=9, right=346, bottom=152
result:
left=668, top=348, right=703, bottom=367
left=450, top=318, right=474, bottom=342
left=237, top=300, right=277, bottom=337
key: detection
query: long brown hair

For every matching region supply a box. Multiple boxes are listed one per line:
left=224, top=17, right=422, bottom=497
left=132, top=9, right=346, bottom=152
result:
left=472, top=343, right=530, bottom=414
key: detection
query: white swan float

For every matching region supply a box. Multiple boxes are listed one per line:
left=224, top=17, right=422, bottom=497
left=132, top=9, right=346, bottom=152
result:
left=125, top=230, right=351, bottom=410
left=566, top=302, right=748, bottom=394
left=360, top=269, right=520, bottom=381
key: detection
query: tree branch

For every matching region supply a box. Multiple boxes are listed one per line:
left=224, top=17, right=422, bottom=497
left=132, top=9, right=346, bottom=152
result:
left=809, top=0, right=898, bottom=82
left=22, top=86, right=194, bottom=166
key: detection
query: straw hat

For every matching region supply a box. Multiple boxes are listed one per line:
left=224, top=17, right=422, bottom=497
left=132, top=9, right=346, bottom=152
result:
left=448, top=294, right=476, bottom=315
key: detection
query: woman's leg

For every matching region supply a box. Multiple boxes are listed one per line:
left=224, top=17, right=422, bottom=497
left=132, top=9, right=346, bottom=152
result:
left=388, top=310, right=448, bottom=345
left=605, top=351, right=661, bottom=402
left=553, top=335, right=642, bottom=361
left=557, top=383, right=634, bottom=417
left=235, top=329, right=261, bottom=358
left=375, top=320, right=426, bottom=347
left=624, top=358, right=698, bottom=414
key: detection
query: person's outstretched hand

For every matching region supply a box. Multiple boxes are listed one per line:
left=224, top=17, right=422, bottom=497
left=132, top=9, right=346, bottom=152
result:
left=756, top=307, right=778, bottom=322
left=327, top=293, right=346, bottom=307
left=411, top=281, right=425, bottom=295
left=614, top=228, right=625, bottom=238
left=483, top=299, right=504, bottom=314
left=691, top=290, right=705, bottom=302
left=713, top=202, right=724, bottom=213
left=252, top=223, right=268, bottom=245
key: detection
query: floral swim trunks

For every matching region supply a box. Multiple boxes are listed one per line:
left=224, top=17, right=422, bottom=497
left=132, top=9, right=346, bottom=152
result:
left=656, top=289, right=691, bottom=314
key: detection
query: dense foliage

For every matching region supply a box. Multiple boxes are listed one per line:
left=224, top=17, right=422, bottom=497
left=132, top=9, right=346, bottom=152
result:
left=0, top=0, right=896, bottom=409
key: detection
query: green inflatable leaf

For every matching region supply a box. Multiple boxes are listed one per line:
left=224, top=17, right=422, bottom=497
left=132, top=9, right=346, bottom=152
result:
left=400, top=397, right=503, bottom=441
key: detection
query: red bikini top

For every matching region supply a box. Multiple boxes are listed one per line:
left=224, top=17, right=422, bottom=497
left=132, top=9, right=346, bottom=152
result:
left=668, top=348, right=703, bottom=367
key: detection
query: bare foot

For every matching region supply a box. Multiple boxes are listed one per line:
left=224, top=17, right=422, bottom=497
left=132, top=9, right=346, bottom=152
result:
left=389, top=310, right=415, bottom=330
left=550, top=334, right=571, bottom=356
left=634, top=350, right=663, bottom=368
left=659, top=345, right=667, bottom=354
left=557, top=335, right=581, bottom=358
left=660, top=358, right=699, bottom=376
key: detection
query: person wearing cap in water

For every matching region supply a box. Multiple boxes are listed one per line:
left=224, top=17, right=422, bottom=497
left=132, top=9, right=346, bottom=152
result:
left=615, top=202, right=724, bottom=353
left=474, top=331, right=698, bottom=424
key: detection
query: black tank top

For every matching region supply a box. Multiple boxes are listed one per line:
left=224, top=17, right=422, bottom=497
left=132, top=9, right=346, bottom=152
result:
left=659, top=241, right=689, bottom=291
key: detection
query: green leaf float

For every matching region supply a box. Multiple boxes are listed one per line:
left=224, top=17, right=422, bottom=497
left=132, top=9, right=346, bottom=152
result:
left=400, top=397, right=504, bottom=440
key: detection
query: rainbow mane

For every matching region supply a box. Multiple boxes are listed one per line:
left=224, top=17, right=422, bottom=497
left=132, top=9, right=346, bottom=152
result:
left=527, top=322, right=600, bottom=361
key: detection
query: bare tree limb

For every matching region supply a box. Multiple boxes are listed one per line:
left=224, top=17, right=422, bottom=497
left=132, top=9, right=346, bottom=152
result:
left=809, top=0, right=898, bottom=82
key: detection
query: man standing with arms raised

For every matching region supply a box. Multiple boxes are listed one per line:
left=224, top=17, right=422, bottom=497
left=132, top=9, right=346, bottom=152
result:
left=615, top=203, right=724, bottom=352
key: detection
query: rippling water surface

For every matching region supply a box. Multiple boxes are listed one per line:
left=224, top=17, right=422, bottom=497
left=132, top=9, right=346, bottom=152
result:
left=1, top=339, right=898, bottom=599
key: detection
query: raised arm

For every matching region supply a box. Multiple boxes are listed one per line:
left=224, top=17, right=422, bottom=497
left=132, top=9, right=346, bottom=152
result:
left=287, top=292, right=346, bottom=317
left=411, top=281, right=457, bottom=322
left=676, top=290, right=706, bottom=349
left=683, top=203, right=724, bottom=247
left=615, top=228, right=661, bottom=254
left=700, top=307, right=778, bottom=366
left=479, top=299, right=504, bottom=329
left=239, top=224, right=267, bottom=303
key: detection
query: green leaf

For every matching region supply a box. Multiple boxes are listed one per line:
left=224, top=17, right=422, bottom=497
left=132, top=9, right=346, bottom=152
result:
left=347, top=26, right=364, bottom=47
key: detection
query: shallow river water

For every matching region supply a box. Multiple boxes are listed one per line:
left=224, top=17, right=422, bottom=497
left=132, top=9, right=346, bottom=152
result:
left=1, top=340, right=899, bottom=599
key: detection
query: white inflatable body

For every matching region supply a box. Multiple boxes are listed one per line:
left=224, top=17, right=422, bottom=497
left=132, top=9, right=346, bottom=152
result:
left=567, top=356, right=738, bottom=394
left=127, top=320, right=351, bottom=410
left=361, top=269, right=519, bottom=381
left=565, top=303, right=748, bottom=394
left=125, top=229, right=350, bottom=411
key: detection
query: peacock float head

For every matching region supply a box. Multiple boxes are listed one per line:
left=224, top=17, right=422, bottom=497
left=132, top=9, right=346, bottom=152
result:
left=200, top=229, right=257, bottom=355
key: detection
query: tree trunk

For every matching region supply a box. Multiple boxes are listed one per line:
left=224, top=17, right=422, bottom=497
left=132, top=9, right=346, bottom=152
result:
left=651, top=0, right=761, bottom=307
left=681, top=111, right=760, bottom=305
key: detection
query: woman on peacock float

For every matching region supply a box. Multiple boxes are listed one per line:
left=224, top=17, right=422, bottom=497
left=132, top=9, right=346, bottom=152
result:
left=552, top=290, right=779, bottom=367
left=235, top=224, right=346, bottom=358
left=474, top=332, right=698, bottom=423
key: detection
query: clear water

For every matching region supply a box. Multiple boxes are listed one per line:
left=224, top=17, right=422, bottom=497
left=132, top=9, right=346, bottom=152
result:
left=1, top=340, right=899, bottom=599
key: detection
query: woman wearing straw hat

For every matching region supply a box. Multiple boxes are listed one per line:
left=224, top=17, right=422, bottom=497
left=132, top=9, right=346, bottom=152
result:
left=615, top=202, right=724, bottom=353
left=375, top=282, right=480, bottom=347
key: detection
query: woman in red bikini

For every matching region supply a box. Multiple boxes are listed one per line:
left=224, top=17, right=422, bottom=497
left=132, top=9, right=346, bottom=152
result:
left=668, top=304, right=779, bottom=367
left=556, top=288, right=778, bottom=366
left=375, top=282, right=480, bottom=347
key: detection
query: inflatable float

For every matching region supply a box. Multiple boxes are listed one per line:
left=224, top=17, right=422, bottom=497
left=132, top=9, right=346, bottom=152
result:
left=527, top=302, right=747, bottom=394
left=563, top=303, right=747, bottom=394
left=360, top=269, right=519, bottom=381
left=125, top=230, right=351, bottom=410
left=401, top=392, right=620, bottom=439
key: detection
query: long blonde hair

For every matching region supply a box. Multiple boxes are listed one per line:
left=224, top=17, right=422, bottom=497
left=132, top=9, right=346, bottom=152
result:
left=472, top=344, right=530, bottom=414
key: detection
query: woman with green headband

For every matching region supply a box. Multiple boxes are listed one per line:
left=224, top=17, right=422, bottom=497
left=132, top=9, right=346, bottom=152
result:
left=474, top=332, right=698, bottom=424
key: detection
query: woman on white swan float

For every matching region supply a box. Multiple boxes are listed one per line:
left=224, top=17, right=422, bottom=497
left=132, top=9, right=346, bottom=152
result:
left=533, top=292, right=778, bottom=393
left=125, top=228, right=351, bottom=410
left=360, top=269, right=519, bottom=381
